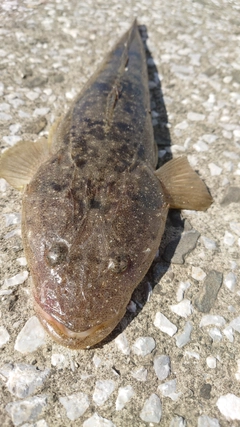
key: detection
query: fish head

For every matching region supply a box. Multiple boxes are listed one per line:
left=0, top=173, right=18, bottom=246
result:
left=22, top=154, right=166, bottom=348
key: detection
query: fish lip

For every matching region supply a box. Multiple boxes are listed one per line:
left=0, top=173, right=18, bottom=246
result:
left=34, top=301, right=124, bottom=348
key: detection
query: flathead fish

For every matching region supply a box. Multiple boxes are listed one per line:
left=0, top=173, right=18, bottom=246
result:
left=0, top=21, right=212, bottom=348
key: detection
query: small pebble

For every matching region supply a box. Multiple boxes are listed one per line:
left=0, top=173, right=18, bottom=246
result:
left=187, top=112, right=205, bottom=121
left=170, top=299, right=193, bottom=318
left=223, top=231, right=235, bottom=246
left=206, top=356, right=217, bottom=369
left=0, top=112, right=12, bottom=120
left=115, top=385, right=134, bottom=411
left=131, top=367, right=148, bottom=382
left=140, top=394, right=162, bottom=423
left=217, top=393, right=240, bottom=420
left=200, top=315, right=226, bottom=328
left=21, top=420, right=48, bottom=427
left=5, top=395, right=47, bottom=426
left=201, top=236, right=217, bottom=250
left=59, top=392, right=90, bottom=421
left=16, top=257, right=27, bottom=266
left=153, top=355, right=171, bottom=381
left=194, top=270, right=223, bottom=313
left=33, top=108, right=50, bottom=117
left=223, top=326, right=234, bottom=343
left=175, top=321, right=193, bottom=348
left=229, top=317, right=240, bottom=333
left=192, top=267, right=206, bottom=281
left=92, top=354, right=102, bottom=368
left=93, top=380, right=116, bottom=406
left=230, top=222, right=240, bottom=236
left=208, top=163, right=222, bottom=176
left=83, top=413, right=116, bottom=427
left=3, top=135, right=21, bottom=146
left=4, top=213, right=21, bottom=227
left=115, top=333, right=130, bottom=355
left=154, top=312, right=177, bottom=336
left=132, top=337, right=155, bottom=356
left=14, top=316, right=46, bottom=354
left=198, top=415, right=220, bottom=426
left=51, top=354, right=67, bottom=369
left=0, top=326, right=10, bottom=348
left=9, top=123, right=21, bottom=134
left=184, top=351, right=200, bottom=360
left=193, top=141, right=209, bottom=152
left=202, top=134, right=218, bottom=144
left=208, top=328, right=222, bottom=342
left=176, top=281, right=191, bottom=302
left=0, top=363, right=50, bottom=398
left=4, top=271, right=28, bottom=289
left=224, top=272, right=237, bottom=292
left=158, top=379, right=181, bottom=401
left=25, top=91, right=39, bottom=101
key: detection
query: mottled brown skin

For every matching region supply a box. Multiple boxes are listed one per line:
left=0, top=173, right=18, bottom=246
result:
left=22, top=22, right=168, bottom=348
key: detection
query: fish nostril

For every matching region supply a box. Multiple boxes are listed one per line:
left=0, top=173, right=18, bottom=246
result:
left=45, top=242, right=69, bottom=266
left=107, top=254, right=130, bottom=273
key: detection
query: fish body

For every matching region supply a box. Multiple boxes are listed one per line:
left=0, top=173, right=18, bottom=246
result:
left=0, top=21, right=212, bottom=348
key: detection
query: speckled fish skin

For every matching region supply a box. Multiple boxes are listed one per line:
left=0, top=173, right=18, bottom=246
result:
left=21, top=21, right=168, bottom=348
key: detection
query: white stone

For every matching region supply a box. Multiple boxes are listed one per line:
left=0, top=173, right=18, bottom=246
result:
left=224, top=272, right=237, bottom=292
left=175, top=322, right=193, bottom=348
left=0, top=112, right=12, bottom=120
left=192, top=267, right=206, bottom=281
left=92, top=354, right=102, bottom=368
left=208, top=163, right=222, bottom=176
left=0, top=178, right=8, bottom=192
left=93, top=380, right=116, bottom=406
left=158, top=379, right=181, bottom=401
left=51, top=354, right=67, bottom=369
left=198, top=415, right=220, bottom=426
left=206, top=356, right=217, bottom=369
left=223, top=326, right=234, bottom=342
left=170, top=299, right=192, bottom=318
left=16, top=257, right=27, bottom=266
left=115, top=385, right=134, bottom=410
left=170, top=416, right=186, bottom=427
left=132, top=337, right=155, bottom=356
left=115, top=332, right=130, bottom=355
left=5, top=395, right=47, bottom=426
left=19, top=110, right=31, bottom=118
left=4, top=213, right=21, bottom=227
left=223, top=231, right=235, bottom=246
left=131, top=367, right=148, bottom=382
left=59, top=392, right=90, bottom=421
left=187, top=112, right=205, bottom=121
left=140, top=394, right=162, bottom=423
left=176, top=281, right=191, bottom=302
left=4, top=271, right=28, bottom=288
left=175, top=120, right=188, bottom=130
left=14, top=316, right=46, bottom=353
left=0, top=363, right=49, bottom=398
left=200, top=315, right=226, bottom=328
left=0, top=102, right=10, bottom=111
left=25, top=91, right=39, bottom=101
left=153, top=355, right=171, bottom=381
left=33, top=108, right=50, bottom=116
left=154, top=312, right=177, bottom=336
left=0, top=326, right=10, bottom=348
left=202, top=134, right=218, bottom=144
left=9, top=123, right=21, bottom=134
left=201, top=236, right=217, bottom=250
left=127, top=300, right=136, bottom=312
left=208, top=328, right=222, bottom=342
left=193, top=141, right=209, bottom=152
left=229, top=317, right=240, bottom=333
left=83, top=413, right=116, bottom=427
left=216, top=393, right=240, bottom=420
left=223, top=151, right=239, bottom=160
left=230, top=222, right=240, bottom=236
left=3, top=135, right=22, bottom=146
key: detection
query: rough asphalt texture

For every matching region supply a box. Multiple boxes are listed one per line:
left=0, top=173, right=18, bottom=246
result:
left=0, top=0, right=240, bottom=426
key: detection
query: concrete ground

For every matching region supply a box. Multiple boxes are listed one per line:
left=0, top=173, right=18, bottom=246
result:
left=0, top=0, right=240, bottom=426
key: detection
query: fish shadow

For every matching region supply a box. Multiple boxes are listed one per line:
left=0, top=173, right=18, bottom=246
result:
left=92, top=25, right=186, bottom=349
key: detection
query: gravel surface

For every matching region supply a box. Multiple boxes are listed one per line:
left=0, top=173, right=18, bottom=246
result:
left=0, top=0, right=240, bottom=426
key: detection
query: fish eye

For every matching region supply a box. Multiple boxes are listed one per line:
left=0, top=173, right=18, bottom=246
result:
left=108, top=254, right=130, bottom=273
left=45, top=242, right=68, bottom=266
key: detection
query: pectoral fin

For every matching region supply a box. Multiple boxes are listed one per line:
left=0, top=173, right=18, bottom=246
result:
left=0, top=137, right=51, bottom=191
left=155, top=156, right=213, bottom=211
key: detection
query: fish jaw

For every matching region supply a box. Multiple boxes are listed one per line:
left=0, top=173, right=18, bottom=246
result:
left=34, top=299, right=126, bottom=349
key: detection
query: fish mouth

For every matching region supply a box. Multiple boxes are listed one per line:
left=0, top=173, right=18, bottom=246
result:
left=34, top=301, right=125, bottom=349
